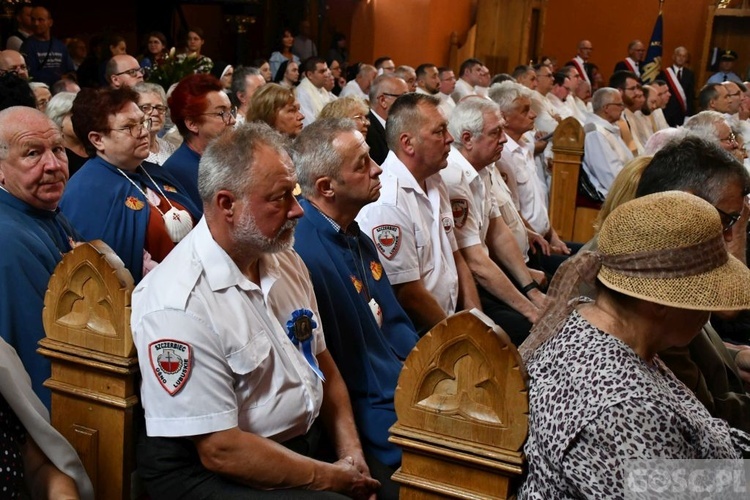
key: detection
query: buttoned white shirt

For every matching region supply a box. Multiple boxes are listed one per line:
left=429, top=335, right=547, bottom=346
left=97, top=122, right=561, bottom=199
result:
left=339, top=79, right=369, bottom=100
left=133, top=218, right=325, bottom=442
left=501, top=135, right=550, bottom=235
left=582, top=113, right=634, bottom=198
left=356, top=151, right=460, bottom=315
left=440, top=147, right=500, bottom=253
left=487, top=163, right=530, bottom=261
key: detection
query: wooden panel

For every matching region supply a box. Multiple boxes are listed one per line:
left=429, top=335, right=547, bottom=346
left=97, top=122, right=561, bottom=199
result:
left=572, top=207, right=599, bottom=243
left=549, top=117, right=585, bottom=241
left=390, top=310, right=527, bottom=498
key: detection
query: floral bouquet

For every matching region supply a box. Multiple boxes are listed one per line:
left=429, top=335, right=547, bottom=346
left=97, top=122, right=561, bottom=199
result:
left=147, top=48, right=210, bottom=90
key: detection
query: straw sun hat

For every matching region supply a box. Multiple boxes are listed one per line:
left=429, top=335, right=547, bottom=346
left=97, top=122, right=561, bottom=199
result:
left=597, top=190, right=750, bottom=311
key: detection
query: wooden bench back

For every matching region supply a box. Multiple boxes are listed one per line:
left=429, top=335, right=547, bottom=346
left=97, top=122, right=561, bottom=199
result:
left=548, top=116, right=598, bottom=243
left=39, top=241, right=139, bottom=500
left=390, top=309, right=528, bottom=499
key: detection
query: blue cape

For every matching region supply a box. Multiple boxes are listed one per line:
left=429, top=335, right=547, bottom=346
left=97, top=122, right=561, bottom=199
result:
left=60, top=156, right=202, bottom=283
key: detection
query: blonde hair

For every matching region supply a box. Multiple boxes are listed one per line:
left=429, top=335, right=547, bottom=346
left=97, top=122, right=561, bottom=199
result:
left=319, top=96, right=368, bottom=120
left=247, top=83, right=296, bottom=128
left=593, top=155, right=652, bottom=232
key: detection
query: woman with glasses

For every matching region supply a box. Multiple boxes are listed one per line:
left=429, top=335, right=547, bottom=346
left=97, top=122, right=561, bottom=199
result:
left=162, top=74, right=235, bottom=207
left=134, top=82, right=177, bottom=165
left=60, top=87, right=201, bottom=283
left=319, top=96, right=370, bottom=135
left=247, top=83, right=304, bottom=138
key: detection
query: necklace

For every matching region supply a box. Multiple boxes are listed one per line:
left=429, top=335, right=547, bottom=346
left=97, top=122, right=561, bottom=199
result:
left=115, top=165, right=193, bottom=243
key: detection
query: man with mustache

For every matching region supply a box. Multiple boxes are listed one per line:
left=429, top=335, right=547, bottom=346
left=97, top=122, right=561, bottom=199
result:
left=132, top=122, right=379, bottom=499
left=441, top=97, right=547, bottom=345
left=292, top=118, right=418, bottom=499
left=0, top=106, right=80, bottom=408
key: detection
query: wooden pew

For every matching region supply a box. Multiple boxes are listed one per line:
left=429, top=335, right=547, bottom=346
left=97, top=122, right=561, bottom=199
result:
left=548, top=116, right=599, bottom=243
left=390, top=309, right=528, bottom=499
left=38, top=241, right=140, bottom=500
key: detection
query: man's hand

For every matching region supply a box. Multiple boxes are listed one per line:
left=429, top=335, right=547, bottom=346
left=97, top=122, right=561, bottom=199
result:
left=528, top=268, right=547, bottom=289
left=527, top=288, right=548, bottom=312
left=548, top=232, right=570, bottom=255
left=311, top=457, right=380, bottom=499
left=527, top=229, right=550, bottom=256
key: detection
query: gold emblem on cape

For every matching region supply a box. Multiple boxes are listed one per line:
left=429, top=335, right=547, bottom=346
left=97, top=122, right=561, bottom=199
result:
left=350, top=276, right=363, bottom=293
left=163, top=184, right=177, bottom=193
left=124, top=196, right=144, bottom=210
left=370, top=262, right=382, bottom=281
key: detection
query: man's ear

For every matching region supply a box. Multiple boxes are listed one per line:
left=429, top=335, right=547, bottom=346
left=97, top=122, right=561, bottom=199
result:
left=315, top=176, right=334, bottom=199
left=399, top=132, right=414, bottom=156
left=215, top=190, right=236, bottom=220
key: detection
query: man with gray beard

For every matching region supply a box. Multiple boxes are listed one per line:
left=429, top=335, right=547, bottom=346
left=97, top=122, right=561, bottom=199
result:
left=132, top=122, right=379, bottom=499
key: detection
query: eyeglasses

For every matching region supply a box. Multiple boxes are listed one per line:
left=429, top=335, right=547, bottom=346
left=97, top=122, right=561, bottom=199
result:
left=0, top=64, right=28, bottom=75
left=381, top=92, right=405, bottom=99
left=715, top=205, right=742, bottom=232
left=139, top=104, right=168, bottom=115
left=109, top=118, right=152, bottom=137
left=115, top=67, right=145, bottom=78
left=202, top=108, right=237, bottom=124
left=352, top=114, right=370, bottom=124
left=720, top=132, right=738, bottom=146
left=606, top=102, right=625, bottom=108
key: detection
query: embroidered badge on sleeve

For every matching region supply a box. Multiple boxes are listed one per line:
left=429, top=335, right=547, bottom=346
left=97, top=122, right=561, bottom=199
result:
left=451, top=199, right=469, bottom=228
left=149, top=339, right=192, bottom=396
left=125, top=196, right=145, bottom=211
left=372, top=224, right=401, bottom=260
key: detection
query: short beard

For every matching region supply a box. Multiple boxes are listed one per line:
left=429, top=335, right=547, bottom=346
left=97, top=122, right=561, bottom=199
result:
left=234, top=211, right=297, bottom=255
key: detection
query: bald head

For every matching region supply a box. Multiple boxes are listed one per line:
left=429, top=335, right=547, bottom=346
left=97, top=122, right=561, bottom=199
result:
left=369, top=74, right=409, bottom=120
left=0, top=50, right=28, bottom=80
left=0, top=106, right=68, bottom=210
left=107, top=55, right=144, bottom=89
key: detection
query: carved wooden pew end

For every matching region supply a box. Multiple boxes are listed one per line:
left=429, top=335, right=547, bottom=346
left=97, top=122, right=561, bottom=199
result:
left=39, top=241, right=140, bottom=499
left=390, top=309, right=528, bottom=499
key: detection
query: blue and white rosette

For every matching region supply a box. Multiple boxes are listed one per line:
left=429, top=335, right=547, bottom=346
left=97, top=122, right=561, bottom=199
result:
left=286, top=309, right=325, bottom=381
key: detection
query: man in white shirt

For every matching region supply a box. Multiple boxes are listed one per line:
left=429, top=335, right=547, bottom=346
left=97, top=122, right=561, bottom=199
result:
left=490, top=82, right=571, bottom=261
left=415, top=63, right=440, bottom=97
left=339, top=63, right=377, bottom=100
left=452, top=58, right=483, bottom=102
left=295, top=57, right=334, bottom=127
left=437, top=66, right=457, bottom=118
left=357, top=93, right=480, bottom=332
left=582, top=87, right=634, bottom=199
left=442, top=98, right=546, bottom=344
left=133, top=122, right=379, bottom=499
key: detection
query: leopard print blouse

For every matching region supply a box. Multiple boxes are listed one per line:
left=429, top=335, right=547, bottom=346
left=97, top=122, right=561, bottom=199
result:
left=519, top=309, right=750, bottom=499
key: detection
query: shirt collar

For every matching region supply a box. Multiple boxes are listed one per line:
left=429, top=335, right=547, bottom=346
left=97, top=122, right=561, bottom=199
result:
left=194, top=217, right=280, bottom=293
left=448, top=146, right=480, bottom=182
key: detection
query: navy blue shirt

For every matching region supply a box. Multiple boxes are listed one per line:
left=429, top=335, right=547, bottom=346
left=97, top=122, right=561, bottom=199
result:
left=294, top=198, right=418, bottom=467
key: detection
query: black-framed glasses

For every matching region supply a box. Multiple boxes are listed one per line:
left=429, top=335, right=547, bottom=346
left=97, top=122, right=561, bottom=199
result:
left=715, top=205, right=741, bottom=232
left=115, top=67, right=145, bottom=77
left=720, top=132, right=738, bottom=146
left=381, top=92, right=405, bottom=99
left=0, top=64, right=28, bottom=75
left=140, top=104, right=168, bottom=115
left=109, top=118, right=152, bottom=137
left=202, top=108, right=237, bottom=124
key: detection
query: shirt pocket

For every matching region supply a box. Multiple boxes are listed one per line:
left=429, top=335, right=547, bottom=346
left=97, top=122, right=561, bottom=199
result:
left=226, top=332, right=274, bottom=410
left=414, top=225, right=435, bottom=274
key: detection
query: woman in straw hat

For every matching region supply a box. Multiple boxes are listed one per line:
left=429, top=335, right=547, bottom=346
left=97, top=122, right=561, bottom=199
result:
left=518, top=191, right=750, bottom=499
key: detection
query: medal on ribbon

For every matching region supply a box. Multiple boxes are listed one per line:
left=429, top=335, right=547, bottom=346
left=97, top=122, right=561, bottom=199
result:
left=286, top=309, right=325, bottom=381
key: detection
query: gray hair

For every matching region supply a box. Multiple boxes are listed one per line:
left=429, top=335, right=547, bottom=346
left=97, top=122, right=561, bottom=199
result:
left=29, top=81, right=49, bottom=91
left=385, top=92, right=441, bottom=151
left=684, top=110, right=729, bottom=143
left=592, top=87, right=620, bottom=113
left=133, top=81, right=167, bottom=104
left=230, top=66, right=262, bottom=99
left=448, top=97, right=501, bottom=149
left=45, top=91, right=76, bottom=128
left=198, top=122, right=290, bottom=203
left=292, top=118, right=358, bottom=199
left=488, top=81, right=531, bottom=113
